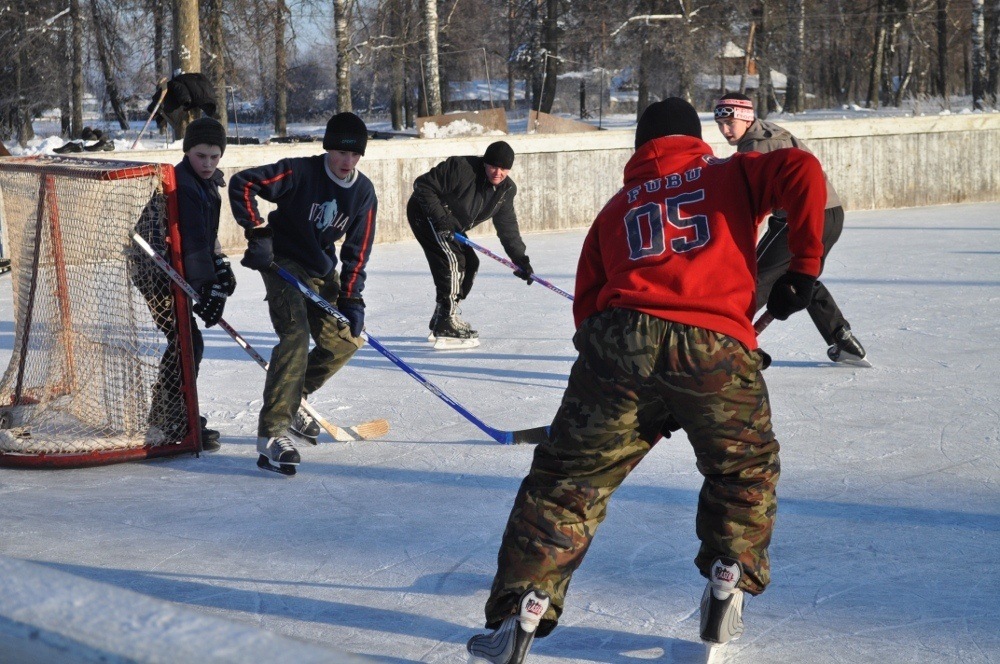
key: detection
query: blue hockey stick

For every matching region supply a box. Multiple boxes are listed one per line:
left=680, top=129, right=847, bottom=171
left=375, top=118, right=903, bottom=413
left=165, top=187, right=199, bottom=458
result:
left=269, top=263, right=550, bottom=445
left=453, top=233, right=574, bottom=301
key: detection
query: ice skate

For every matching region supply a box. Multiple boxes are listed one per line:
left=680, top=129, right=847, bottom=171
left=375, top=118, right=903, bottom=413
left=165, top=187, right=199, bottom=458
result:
left=256, top=435, right=300, bottom=476
left=432, top=314, right=480, bottom=350
left=467, top=589, right=550, bottom=664
left=827, top=325, right=871, bottom=367
left=290, top=406, right=321, bottom=445
left=200, top=416, right=221, bottom=452
left=700, top=557, right=745, bottom=662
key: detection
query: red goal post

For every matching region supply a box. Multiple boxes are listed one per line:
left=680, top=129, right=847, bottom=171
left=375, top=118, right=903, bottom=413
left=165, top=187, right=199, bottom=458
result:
left=0, top=155, right=202, bottom=467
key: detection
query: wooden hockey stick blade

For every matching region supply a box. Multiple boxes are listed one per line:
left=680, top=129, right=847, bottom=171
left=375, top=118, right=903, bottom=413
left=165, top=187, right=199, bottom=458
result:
left=310, top=408, right=390, bottom=443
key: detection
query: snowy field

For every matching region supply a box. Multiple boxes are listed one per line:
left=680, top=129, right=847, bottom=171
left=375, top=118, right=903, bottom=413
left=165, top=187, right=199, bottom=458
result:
left=0, top=201, right=998, bottom=663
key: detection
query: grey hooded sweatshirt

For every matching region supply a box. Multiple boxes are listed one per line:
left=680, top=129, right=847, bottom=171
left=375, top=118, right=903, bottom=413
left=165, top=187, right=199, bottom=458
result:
left=735, top=119, right=842, bottom=211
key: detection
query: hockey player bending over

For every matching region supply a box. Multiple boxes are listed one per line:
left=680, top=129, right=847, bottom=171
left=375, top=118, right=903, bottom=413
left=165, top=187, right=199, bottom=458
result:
left=715, top=93, right=868, bottom=366
left=229, top=112, right=377, bottom=475
left=467, top=98, right=827, bottom=663
left=407, top=141, right=533, bottom=350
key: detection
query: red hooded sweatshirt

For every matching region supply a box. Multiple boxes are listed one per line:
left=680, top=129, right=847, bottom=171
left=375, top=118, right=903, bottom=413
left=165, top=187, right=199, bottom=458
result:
left=573, top=135, right=826, bottom=350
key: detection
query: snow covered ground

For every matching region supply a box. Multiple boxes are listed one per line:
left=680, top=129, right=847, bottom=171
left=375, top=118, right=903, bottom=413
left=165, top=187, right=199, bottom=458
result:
left=0, top=201, right=998, bottom=663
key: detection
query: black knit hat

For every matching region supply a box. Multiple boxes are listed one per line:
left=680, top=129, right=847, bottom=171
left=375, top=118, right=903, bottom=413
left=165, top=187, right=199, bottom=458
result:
left=483, top=141, right=515, bottom=169
left=323, top=112, right=368, bottom=155
left=634, top=98, right=703, bottom=149
left=183, top=117, right=227, bottom=155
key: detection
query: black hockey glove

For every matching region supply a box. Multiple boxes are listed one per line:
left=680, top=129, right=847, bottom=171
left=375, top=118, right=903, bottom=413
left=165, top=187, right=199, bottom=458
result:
left=337, top=297, right=365, bottom=337
left=213, top=254, right=236, bottom=296
left=512, top=256, right=534, bottom=285
left=767, top=270, right=816, bottom=321
left=192, top=283, right=227, bottom=328
left=241, top=226, right=273, bottom=271
left=660, top=414, right=682, bottom=440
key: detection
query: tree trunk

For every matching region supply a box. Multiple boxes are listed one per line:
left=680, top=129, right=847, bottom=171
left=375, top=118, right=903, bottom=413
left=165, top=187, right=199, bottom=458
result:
left=972, top=0, right=987, bottom=109
left=936, top=0, right=949, bottom=100
left=274, top=0, right=287, bottom=135
left=866, top=0, right=887, bottom=109
left=207, top=0, right=227, bottom=126
left=390, top=0, right=406, bottom=129
left=172, top=0, right=201, bottom=137
left=539, top=0, right=559, bottom=113
left=987, top=0, right=1000, bottom=104
left=785, top=0, right=805, bottom=112
left=91, top=0, right=130, bottom=130
left=422, top=0, right=442, bottom=115
left=508, top=0, right=517, bottom=109
left=754, top=0, right=777, bottom=117
left=334, top=0, right=352, bottom=113
left=70, top=0, right=83, bottom=137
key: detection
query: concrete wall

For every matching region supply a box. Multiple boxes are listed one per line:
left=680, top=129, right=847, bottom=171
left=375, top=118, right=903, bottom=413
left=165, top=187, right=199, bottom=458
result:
left=124, top=114, right=1000, bottom=252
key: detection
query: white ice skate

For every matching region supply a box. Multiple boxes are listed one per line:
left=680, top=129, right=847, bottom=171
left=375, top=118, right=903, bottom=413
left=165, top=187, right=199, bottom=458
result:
left=700, top=557, right=745, bottom=663
left=467, top=589, right=550, bottom=664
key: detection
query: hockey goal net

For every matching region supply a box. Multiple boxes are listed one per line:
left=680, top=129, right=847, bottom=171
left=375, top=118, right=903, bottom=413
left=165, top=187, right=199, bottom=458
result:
left=0, top=155, right=201, bottom=467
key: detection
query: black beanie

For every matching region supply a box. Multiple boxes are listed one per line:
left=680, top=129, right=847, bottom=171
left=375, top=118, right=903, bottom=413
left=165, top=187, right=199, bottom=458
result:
left=183, top=117, right=227, bottom=154
left=634, top=98, right=703, bottom=149
left=483, top=141, right=515, bottom=169
left=323, top=112, right=368, bottom=155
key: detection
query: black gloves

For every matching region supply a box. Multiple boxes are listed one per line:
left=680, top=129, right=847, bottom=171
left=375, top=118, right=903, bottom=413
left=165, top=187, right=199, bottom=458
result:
left=241, top=226, right=273, bottom=271
left=660, top=414, right=682, bottom=439
left=192, top=282, right=227, bottom=327
left=512, top=255, right=534, bottom=285
left=337, top=297, right=365, bottom=337
left=435, top=216, right=463, bottom=243
left=767, top=270, right=816, bottom=320
left=213, top=254, right=236, bottom=296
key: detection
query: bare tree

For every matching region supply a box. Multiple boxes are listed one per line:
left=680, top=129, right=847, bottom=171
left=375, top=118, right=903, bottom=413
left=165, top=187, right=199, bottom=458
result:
left=334, top=0, right=352, bottom=112
left=70, top=0, right=84, bottom=136
left=972, top=0, right=988, bottom=108
left=274, top=0, right=288, bottom=135
left=205, top=0, right=228, bottom=127
left=785, top=0, right=805, bottom=112
left=422, top=0, right=442, bottom=115
left=91, top=0, right=130, bottom=129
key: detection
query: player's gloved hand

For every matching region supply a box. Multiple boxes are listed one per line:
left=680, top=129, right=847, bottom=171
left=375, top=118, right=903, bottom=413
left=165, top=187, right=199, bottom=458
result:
left=512, top=256, right=534, bottom=285
left=337, top=297, right=365, bottom=337
left=435, top=216, right=462, bottom=243
left=192, top=283, right=227, bottom=328
left=241, top=226, right=273, bottom=271
left=767, top=270, right=815, bottom=320
left=213, top=254, right=236, bottom=295
left=660, top=414, right=682, bottom=439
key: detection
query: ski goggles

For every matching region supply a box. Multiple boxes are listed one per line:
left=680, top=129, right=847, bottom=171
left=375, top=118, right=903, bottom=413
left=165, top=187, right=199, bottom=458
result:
left=714, top=99, right=755, bottom=122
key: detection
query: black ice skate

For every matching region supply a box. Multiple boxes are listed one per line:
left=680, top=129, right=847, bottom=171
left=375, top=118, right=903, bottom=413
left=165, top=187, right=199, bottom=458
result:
left=200, top=416, right=221, bottom=452
left=467, top=589, right=550, bottom=664
left=290, top=407, right=321, bottom=445
left=432, top=314, right=480, bottom=350
left=700, top=557, right=745, bottom=662
left=827, top=325, right=871, bottom=367
left=256, top=435, right=300, bottom=476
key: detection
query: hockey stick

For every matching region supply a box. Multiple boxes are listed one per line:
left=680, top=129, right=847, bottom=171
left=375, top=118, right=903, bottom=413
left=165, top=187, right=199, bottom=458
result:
left=131, top=234, right=389, bottom=443
left=453, top=233, right=574, bottom=301
left=131, top=78, right=169, bottom=150
left=754, top=311, right=774, bottom=334
left=269, top=263, right=550, bottom=445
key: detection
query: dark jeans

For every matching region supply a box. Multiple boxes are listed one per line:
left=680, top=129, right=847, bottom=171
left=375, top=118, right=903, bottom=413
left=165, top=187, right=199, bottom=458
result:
left=755, top=206, right=849, bottom=345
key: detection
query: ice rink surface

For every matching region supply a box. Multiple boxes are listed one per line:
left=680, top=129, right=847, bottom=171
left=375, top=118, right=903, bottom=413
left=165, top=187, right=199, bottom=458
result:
left=1, top=201, right=997, bottom=663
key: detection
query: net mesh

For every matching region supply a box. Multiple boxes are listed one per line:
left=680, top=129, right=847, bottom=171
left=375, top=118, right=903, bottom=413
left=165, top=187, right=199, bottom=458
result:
left=0, top=156, right=194, bottom=460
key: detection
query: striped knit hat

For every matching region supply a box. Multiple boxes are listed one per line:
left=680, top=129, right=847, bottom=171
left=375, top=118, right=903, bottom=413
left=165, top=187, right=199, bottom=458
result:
left=714, top=93, right=755, bottom=122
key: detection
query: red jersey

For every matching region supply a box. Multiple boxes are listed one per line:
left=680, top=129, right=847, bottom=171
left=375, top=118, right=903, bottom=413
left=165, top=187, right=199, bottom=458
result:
left=573, top=135, right=826, bottom=350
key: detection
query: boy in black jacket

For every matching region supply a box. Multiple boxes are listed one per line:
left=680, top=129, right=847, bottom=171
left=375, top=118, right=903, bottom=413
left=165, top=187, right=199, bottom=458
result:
left=136, top=117, right=233, bottom=451
left=407, top=141, right=533, bottom=349
left=229, top=112, right=377, bottom=473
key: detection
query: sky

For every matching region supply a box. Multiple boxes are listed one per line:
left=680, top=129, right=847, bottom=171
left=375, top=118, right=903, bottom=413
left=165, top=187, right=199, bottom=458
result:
left=0, top=201, right=998, bottom=662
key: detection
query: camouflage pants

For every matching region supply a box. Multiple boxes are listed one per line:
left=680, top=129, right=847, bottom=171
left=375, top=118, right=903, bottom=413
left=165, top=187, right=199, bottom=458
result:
left=484, top=307, right=779, bottom=638
left=257, top=257, right=363, bottom=438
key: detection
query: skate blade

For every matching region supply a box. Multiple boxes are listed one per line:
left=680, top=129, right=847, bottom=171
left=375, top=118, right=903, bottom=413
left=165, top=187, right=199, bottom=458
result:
left=832, top=353, right=873, bottom=368
left=433, top=337, right=480, bottom=350
left=427, top=332, right=436, bottom=342
left=257, top=454, right=297, bottom=476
